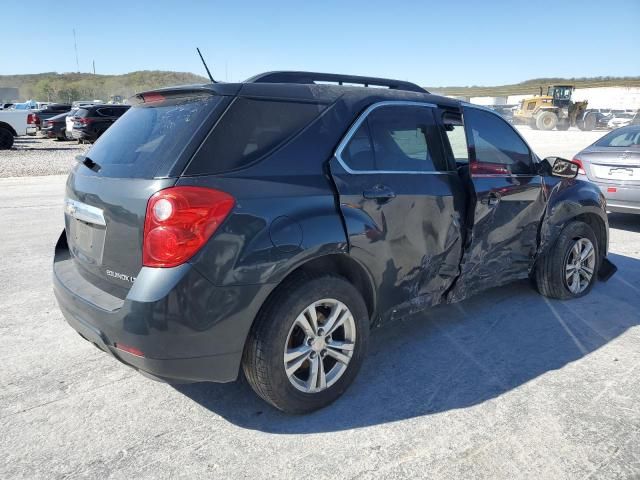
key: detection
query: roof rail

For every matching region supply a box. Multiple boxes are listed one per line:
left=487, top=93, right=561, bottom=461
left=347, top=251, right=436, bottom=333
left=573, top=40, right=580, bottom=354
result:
left=245, top=71, right=428, bottom=94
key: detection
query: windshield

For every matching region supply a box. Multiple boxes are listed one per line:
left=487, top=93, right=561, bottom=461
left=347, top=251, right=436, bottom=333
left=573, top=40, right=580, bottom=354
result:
left=86, top=95, right=221, bottom=178
left=594, top=127, right=640, bottom=148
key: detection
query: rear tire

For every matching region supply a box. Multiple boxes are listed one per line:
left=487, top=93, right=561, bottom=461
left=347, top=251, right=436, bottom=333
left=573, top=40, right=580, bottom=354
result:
left=534, top=221, right=599, bottom=299
left=243, top=273, right=369, bottom=413
left=529, top=118, right=538, bottom=130
left=0, top=127, right=13, bottom=149
left=536, top=111, right=558, bottom=131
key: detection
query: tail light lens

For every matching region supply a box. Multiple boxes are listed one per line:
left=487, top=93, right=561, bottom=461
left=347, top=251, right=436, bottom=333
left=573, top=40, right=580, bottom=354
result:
left=27, top=113, right=38, bottom=124
left=76, top=117, right=91, bottom=125
left=143, top=186, right=235, bottom=268
left=572, top=158, right=586, bottom=175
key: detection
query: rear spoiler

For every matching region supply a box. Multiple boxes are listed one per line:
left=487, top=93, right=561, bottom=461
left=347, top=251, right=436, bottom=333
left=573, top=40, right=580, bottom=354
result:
left=130, top=83, right=241, bottom=105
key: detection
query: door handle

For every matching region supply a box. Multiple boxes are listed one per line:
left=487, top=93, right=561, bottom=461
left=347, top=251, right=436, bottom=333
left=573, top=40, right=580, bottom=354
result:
left=363, top=185, right=396, bottom=203
left=482, top=192, right=501, bottom=206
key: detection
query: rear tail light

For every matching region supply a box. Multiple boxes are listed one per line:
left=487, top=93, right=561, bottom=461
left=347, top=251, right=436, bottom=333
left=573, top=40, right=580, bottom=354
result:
left=76, top=117, right=92, bottom=125
left=27, top=113, right=38, bottom=125
left=572, top=157, right=586, bottom=175
left=143, top=186, right=235, bottom=268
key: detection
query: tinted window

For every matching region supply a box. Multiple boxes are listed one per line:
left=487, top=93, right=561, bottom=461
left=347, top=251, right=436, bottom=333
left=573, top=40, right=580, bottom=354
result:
left=75, top=108, right=90, bottom=118
left=86, top=95, right=221, bottom=178
left=186, top=98, right=326, bottom=174
left=367, top=106, right=441, bottom=172
left=594, top=127, right=640, bottom=147
left=464, top=107, right=532, bottom=175
left=342, top=122, right=375, bottom=170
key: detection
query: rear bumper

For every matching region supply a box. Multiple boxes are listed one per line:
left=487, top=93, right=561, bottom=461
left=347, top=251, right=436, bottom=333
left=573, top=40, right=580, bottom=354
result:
left=53, top=233, right=273, bottom=383
left=596, top=183, right=640, bottom=215
left=71, top=129, right=95, bottom=141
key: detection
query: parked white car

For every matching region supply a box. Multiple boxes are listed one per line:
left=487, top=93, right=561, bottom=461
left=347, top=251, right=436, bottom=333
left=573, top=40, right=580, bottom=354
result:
left=0, top=110, right=38, bottom=149
left=608, top=113, right=634, bottom=129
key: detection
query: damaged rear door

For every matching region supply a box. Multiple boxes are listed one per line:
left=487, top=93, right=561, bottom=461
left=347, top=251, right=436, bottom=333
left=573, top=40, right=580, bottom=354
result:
left=329, top=102, right=465, bottom=321
left=447, top=105, right=547, bottom=302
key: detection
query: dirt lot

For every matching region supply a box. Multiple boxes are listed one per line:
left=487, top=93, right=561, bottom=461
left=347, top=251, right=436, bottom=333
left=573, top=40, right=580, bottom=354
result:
left=0, top=128, right=639, bottom=479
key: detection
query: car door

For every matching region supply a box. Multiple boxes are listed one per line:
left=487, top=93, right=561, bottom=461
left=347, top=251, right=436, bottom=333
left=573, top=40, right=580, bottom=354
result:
left=329, top=102, right=466, bottom=321
left=446, top=105, right=547, bottom=302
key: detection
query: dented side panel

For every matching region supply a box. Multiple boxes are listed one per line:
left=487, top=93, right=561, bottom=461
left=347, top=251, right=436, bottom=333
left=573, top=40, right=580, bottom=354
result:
left=538, top=177, right=609, bottom=258
left=447, top=174, right=546, bottom=302
left=330, top=158, right=466, bottom=323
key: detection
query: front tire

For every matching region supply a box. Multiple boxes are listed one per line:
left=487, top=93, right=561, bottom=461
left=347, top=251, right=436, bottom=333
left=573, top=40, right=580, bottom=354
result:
left=534, top=221, right=599, bottom=299
left=243, top=273, right=369, bottom=413
left=536, top=111, right=558, bottom=131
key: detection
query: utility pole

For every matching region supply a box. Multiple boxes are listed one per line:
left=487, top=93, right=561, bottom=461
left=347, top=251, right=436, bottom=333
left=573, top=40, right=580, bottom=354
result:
left=92, top=60, right=95, bottom=75
left=73, top=29, right=80, bottom=73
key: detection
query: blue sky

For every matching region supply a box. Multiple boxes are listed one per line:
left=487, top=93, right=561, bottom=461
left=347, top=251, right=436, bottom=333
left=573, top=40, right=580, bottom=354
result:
left=2, top=0, right=639, bottom=86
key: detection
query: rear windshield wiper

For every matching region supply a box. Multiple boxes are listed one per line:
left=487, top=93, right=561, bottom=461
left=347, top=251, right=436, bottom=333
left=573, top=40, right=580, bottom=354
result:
left=75, top=155, right=101, bottom=172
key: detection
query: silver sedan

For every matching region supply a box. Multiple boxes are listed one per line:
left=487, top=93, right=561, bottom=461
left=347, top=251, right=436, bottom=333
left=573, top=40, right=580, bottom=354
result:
left=574, top=125, right=640, bottom=214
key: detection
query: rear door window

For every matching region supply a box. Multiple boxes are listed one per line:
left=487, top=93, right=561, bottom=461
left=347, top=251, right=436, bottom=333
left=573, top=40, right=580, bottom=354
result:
left=85, top=95, right=222, bottom=178
left=185, top=97, right=326, bottom=175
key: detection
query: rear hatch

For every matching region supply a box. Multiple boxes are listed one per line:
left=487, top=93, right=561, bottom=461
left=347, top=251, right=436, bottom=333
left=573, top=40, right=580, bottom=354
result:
left=63, top=90, right=229, bottom=298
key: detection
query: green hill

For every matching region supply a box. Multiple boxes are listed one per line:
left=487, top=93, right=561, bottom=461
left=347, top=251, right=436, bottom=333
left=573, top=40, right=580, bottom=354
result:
left=0, top=71, right=210, bottom=103
left=428, top=76, right=640, bottom=98
left=2, top=71, right=640, bottom=103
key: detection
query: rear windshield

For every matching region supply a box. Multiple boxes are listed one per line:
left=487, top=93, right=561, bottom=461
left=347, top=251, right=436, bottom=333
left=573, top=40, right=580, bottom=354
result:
left=85, top=95, right=221, bottom=178
left=185, top=97, right=326, bottom=175
left=74, top=108, right=89, bottom=118
left=594, top=127, right=640, bottom=148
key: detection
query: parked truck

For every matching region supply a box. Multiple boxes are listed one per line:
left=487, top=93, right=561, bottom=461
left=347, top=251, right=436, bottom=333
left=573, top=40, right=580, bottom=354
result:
left=0, top=110, right=38, bottom=149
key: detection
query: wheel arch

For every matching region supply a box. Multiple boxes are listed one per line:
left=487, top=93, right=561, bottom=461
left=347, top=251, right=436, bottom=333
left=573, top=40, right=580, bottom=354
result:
left=256, top=253, right=377, bottom=328
left=538, top=182, right=609, bottom=263
left=0, top=122, right=18, bottom=137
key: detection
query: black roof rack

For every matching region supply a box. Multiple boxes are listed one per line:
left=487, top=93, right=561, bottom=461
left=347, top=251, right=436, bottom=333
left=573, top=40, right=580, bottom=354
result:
left=245, top=71, right=428, bottom=94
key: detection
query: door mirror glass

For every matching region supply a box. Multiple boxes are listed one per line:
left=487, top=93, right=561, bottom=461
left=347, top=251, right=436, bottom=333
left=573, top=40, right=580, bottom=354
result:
left=542, top=156, right=579, bottom=179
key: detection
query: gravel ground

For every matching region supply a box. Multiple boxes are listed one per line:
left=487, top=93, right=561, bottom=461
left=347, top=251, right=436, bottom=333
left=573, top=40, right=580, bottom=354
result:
left=0, top=176, right=638, bottom=479
left=0, top=126, right=611, bottom=179
left=0, top=136, right=88, bottom=178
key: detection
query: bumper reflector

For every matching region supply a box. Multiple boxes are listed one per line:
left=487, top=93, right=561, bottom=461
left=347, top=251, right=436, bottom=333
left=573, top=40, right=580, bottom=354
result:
left=115, top=343, right=145, bottom=357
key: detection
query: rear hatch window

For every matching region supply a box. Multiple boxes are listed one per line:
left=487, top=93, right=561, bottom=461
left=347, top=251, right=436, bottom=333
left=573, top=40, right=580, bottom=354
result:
left=85, top=94, right=223, bottom=178
left=185, top=97, right=327, bottom=175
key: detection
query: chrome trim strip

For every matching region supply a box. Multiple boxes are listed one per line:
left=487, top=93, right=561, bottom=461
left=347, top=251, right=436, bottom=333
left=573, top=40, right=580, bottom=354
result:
left=334, top=101, right=447, bottom=175
left=64, top=198, right=106, bottom=226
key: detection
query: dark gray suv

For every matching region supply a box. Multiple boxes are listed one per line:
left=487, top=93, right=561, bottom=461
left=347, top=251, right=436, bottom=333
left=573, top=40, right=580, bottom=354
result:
left=53, top=72, right=616, bottom=413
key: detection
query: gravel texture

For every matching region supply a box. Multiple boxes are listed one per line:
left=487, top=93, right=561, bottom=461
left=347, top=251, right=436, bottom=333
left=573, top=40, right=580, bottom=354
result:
left=0, top=176, right=638, bottom=479
left=0, top=136, right=88, bottom=178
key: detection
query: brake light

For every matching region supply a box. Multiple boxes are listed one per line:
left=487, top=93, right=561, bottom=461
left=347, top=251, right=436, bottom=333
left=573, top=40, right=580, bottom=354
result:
left=572, top=158, right=586, bottom=175
left=27, top=113, right=38, bottom=125
left=76, top=117, right=92, bottom=125
left=143, top=186, right=235, bottom=268
left=141, top=93, right=165, bottom=103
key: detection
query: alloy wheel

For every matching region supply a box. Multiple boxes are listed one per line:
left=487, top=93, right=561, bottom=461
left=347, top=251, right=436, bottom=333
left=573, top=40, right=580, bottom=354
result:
left=564, top=238, right=596, bottom=294
left=283, top=299, right=356, bottom=393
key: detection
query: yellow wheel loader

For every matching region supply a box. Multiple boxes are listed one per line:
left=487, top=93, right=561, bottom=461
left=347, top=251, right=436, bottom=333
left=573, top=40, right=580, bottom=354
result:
left=513, top=85, right=595, bottom=131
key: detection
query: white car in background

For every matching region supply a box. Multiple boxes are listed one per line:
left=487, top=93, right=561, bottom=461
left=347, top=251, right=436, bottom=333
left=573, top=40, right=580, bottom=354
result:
left=608, top=113, right=634, bottom=130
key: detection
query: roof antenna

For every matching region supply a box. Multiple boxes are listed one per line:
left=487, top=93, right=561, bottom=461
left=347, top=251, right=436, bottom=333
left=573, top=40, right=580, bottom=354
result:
left=196, top=47, right=216, bottom=83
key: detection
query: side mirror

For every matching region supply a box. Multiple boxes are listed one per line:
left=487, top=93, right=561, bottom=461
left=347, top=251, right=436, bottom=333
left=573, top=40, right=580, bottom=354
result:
left=539, top=156, right=579, bottom=179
